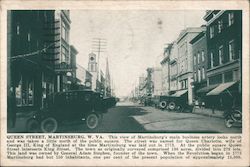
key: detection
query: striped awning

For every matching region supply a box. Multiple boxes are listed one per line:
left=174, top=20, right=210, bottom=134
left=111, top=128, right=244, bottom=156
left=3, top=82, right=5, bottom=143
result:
left=206, top=82, right=237, bottom=96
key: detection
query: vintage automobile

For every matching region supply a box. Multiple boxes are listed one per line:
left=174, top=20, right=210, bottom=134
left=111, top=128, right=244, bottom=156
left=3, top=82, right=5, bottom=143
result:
left=26, top=90, right=117, bottom=133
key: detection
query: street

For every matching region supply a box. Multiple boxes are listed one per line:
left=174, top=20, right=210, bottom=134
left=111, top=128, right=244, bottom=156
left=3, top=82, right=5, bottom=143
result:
left=9, top=101, right=241, bottom=133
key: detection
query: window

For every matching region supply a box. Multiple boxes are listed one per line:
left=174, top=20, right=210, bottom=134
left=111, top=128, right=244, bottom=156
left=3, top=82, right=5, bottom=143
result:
left=61, top=21, right=69, bottom=42
left=224, top=71, right=233, bottom=82
left=16, top=77, right=22, bottom=106
left=234, top=70, right=240, bottom=81
left=201, top=50, right=205, bottom=62
left=61, top=46, right=68, bottom=63
left=210, top=26, right=214, bottom=38
left=194, top=72, right=197, bottom=82
left=209, top=74, right=222, bottom=85
left=228, top=12, right=234, bottom=26
left=218, top=20, right=223, bottom=33
left=229, top=40, right=235, bottom=61
left=16, top=25, right=20, bottom=35
left=218, top=46, right=223, bottom=65
left=27, top=32, right=31, bottom=42
left=202, top=67, right=205, bottom=80
left=15, top=76, right=34, bottom=106
left=197, top=52, right=200, bottom=64
left=194, top=54, right=196, bottom=66
left=210, top=52, right=214, bottom=68
left=198, top=69, right=201, bottom=82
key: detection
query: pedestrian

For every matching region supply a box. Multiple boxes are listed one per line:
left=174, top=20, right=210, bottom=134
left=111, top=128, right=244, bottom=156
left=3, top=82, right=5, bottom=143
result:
left=7, top=87, right=17, bottom=128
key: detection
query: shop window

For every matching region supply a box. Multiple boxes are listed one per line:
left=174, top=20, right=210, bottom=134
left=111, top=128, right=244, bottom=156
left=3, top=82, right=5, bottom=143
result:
left=15, top=78, right=22, bottom=106
left=234, top=70, right=240, bottom=81
left=15, top=76, right=34, bottom=106
left=209, top=74, right=222, bottom=85
left=224, top=71, right=233, bottom=83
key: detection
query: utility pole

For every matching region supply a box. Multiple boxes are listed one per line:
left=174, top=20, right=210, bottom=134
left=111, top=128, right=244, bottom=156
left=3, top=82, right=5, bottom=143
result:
left=92, top=38, right=107, bottom=81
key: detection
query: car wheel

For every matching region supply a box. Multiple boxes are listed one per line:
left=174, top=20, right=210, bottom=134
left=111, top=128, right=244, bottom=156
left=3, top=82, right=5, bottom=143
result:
left=26, top=118, right=39, bottom=133
left=168, top=101, right=176, bottom=111
left=159, top=101, right=167, bottom=109
left=41, top=117, right=58, bottom=133
left=86, top=113, right=99, bottom=129
left=225, top=117, right=234, bottom=128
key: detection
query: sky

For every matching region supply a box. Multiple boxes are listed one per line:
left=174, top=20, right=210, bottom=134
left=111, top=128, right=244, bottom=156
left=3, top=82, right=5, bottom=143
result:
left=70, top=10, right=206, bottom=97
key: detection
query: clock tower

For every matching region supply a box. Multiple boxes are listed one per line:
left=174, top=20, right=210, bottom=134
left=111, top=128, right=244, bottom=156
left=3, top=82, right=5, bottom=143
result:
left=88, top=53, right=98, bottom=91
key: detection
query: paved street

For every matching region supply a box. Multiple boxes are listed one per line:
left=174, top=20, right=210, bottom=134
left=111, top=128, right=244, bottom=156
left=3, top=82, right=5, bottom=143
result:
left=9, top=101, right=241, bottom=133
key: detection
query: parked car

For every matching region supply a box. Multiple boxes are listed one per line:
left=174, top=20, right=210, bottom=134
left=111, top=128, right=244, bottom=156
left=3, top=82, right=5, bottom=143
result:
left=26, top=90, right=116, bottom=133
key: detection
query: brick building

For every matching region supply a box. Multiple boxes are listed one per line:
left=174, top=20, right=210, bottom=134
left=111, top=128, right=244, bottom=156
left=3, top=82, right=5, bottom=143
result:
left=203, top=10, right=242, bottom=108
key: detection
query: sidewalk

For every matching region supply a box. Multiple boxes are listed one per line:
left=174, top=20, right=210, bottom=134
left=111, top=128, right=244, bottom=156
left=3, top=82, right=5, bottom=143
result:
left=8, top=111, right=35, bottom=133
left=192, top=107, right=224, bottom=119
left=132, top=106, right=241, bottom=133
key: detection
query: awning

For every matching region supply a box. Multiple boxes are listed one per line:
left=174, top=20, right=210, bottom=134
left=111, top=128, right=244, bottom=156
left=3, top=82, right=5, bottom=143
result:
left=171, top=89, right=188, bottom=97
left=206, top=81, right=237, bottom=96
left=196, top=84, right=218, bottom=93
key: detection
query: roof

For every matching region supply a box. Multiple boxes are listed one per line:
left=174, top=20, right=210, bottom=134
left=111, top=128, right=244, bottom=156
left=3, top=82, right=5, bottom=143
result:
left=171, top=89, right=188, bottom=97
left=206, top=82, right=237, bottom=96
left=189, top=31, right=206, bottom=44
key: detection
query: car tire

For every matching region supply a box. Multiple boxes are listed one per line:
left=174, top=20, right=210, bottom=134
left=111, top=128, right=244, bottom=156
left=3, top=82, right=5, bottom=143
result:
left=225, top=117, right=234, bottom=128
left=159, top=101, right=167, bottom=109
left=40, top=117, right=58, bottom=133
left=26, top=118, right=39, bottom=133
left=168, top=101, right=176, bottom=111
left=86, top=113, right=99, bottom=129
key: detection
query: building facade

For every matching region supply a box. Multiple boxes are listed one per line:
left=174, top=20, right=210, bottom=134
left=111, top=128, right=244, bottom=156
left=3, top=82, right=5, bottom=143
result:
left=161, top=44, right=172, bottom=95
left=204, top=10, right=242, bottom=108
left=76, top=64, right=92, bottom=89
left=9, top=10, right=56, bottom=112
left=54, top=10, right=72, bottom=92
left=152, top=68, right=163, bottom=96
left=88, top=52, right=98, bottom=91
left=176, top=27, right=205, bottom=105
left=189, top=28, right=208, bottom=102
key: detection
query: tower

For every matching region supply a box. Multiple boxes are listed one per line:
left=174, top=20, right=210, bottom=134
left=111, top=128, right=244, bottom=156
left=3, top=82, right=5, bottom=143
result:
left=88, top=53, right=98, bottom=91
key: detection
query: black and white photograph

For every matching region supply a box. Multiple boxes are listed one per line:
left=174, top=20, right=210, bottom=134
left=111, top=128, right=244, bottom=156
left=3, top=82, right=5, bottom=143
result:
left=7, top=9, right=243, bottom=133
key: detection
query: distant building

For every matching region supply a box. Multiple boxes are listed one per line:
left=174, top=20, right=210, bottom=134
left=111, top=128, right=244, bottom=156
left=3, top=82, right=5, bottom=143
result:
left=152, top=68, right=163, bottom=96
left=189, top=27, right=208, bottom=101
left=176, top=27, right=205, bottom=105
left=203, top=10, right=242, bottom=108
left=76, top=64, right=92, bottom=89
left=69, top=45, right=78, bottom=89
left=169, top=42, right=179, bottom=93
left=161, top=43, right=173, bottom=95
